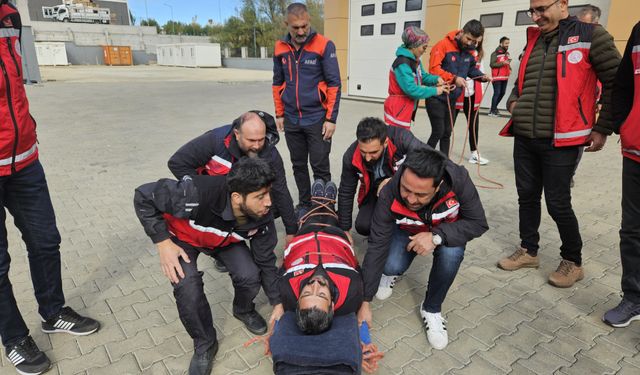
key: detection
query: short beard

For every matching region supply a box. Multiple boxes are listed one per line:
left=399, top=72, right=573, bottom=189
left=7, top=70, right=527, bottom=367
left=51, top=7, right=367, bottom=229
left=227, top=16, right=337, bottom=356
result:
left=240, top=201, right=265, bottom=220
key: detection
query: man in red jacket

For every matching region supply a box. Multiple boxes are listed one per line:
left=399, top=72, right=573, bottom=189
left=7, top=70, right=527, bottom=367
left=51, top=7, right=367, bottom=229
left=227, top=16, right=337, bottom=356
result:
left=602, top=21, right=640, bottom=328
left=0, top=2, right=99, bottom=374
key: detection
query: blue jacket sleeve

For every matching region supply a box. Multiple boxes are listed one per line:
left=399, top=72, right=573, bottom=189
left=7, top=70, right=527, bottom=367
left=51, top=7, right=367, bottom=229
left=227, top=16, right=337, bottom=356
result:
left=322, top=41, right=342, bottom=123
left=394, top=63, right=438, bottom=100
left=420, top=64, right=441, bottom=86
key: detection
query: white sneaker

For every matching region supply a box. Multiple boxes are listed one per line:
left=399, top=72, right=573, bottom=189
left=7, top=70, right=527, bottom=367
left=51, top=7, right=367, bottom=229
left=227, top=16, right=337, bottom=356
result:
left=375, top=274, right=401, bottom=300
left=420, top=308, right=448, bottom=350
left=468, top=151, right=489, bottom=165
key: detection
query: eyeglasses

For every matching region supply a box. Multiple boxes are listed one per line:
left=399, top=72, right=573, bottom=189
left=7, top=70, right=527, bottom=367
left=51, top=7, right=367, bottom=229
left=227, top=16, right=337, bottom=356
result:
left=527, top=0, right=560, bottom=18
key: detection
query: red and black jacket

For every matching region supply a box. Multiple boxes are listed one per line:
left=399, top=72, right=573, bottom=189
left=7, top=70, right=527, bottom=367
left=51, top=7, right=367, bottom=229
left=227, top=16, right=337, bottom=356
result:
left=500, top=17, right=599, bottom=147
left=0, top=3, right=38, bottom=176
left=612, top=21, right=640, bottom=163
left=272, top=30, right=341, bottom=126
left=337, top=126, right=424, bottom=231
left=168, top=115, right=297, bottom=235
left=133, top=175, right=281, bottom=305
left=490, top=46, right=511, bottom=81
left=361, top=162, right=488, bottom=301
left=279, top=231, right=363, bottom=315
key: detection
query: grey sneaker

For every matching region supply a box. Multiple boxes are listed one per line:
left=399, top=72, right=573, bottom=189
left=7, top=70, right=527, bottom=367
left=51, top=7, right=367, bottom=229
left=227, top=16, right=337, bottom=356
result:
left=324, top=181, right=337, bottom=201
left=603, top=298, right=640, bottom=327
left=311, top=179, right=325, bottom=199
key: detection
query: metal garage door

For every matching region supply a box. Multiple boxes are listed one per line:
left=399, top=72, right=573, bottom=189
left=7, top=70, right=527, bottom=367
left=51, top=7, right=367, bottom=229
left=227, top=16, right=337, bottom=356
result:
left=459, top=0, right=611, bottom=110
left=348, top=0, right=426, bottom=99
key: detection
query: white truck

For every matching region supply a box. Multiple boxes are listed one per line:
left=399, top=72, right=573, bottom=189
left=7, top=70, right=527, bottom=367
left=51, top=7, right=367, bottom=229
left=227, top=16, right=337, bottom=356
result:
left=42, top=1, right=111, bottom=24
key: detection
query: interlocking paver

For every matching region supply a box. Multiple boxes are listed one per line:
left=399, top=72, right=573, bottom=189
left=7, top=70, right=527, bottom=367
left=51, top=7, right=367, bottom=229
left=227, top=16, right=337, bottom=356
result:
left=0, top=66, right=635, bottom=374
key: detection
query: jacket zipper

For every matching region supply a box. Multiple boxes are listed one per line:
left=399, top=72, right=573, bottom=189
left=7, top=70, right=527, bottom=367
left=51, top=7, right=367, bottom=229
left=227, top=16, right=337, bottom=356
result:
left=0, top=56, right=20, bottom=173
left=532, top=39, right=550, bottom=136
left=561, top=51, right=567, bottom=78
left=6, top=37, right=20, bottom=77
left=577, top=97, right=588, bottom=125
left=294, top=49, right=303, bottom=119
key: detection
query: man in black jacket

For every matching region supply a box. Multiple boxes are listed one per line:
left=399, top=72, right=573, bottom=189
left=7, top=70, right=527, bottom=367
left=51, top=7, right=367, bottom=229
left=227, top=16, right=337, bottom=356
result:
left=338, top=117, right=424, bottom=236
left=168, top=110, right=297, bottom=243
left=134, top=158, right=283, bottom=375
left=357, top=147, right=488, bottom=350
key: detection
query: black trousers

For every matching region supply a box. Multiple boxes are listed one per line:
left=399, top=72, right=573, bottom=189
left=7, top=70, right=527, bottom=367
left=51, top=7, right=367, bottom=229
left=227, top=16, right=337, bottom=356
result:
left=621, top=157, right=640, bottom=303
left=284, top=119, right=331, bottom=207
left=426, top=97, right=455, bottom=157
left=454, top=94, right=480, bottom=152
left=490, top=80, right=508, bottom=113
left=172, top=237, right=261, bottom=354
left=513, top=137, right=583, bottom=264
left=354, top=197, right=377, bottom=236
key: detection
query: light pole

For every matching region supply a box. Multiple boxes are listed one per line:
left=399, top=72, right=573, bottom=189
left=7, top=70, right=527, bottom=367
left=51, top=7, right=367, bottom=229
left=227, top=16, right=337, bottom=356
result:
left=163, top=3, right=174, bottom=34
left=144, top=0, right=149, bottom=23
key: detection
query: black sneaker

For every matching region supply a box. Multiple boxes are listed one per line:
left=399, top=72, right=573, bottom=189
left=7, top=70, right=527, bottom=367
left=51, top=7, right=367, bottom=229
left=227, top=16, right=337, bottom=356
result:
left=233, top=309, right=267, bottom=335
left=324, top=181, right=337, bottom=201
left=188, top=341, right=218, bottom=375
left=41, top=307, right=100, bottom=336
left=294, top=203, right=311, bottom=222
left=603, top=298, right=640, bottom=327
left=311, top=179, right=325, bottom=199
left=6, top=336, right=51, bottom=375
left=213, top=258, right=228, bottom=273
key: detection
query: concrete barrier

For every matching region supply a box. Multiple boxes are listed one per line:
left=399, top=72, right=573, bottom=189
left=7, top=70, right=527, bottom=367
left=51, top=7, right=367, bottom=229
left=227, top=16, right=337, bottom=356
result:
left=222, top=57, right=273, bottom=71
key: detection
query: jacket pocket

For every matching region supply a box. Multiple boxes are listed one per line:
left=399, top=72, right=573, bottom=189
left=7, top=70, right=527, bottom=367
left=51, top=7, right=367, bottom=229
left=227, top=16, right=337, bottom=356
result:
left=577, top=97, right=588, bottom=125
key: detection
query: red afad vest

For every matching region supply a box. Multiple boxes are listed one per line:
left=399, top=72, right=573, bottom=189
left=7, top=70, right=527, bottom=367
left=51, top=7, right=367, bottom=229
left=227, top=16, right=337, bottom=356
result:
left=384, top=56, right=422, bottom=129
left=351, top=140, right=402, bottom=205
left=500, top=20, right=598, bottom=147
left=0, top=4, right=38, bottom=176
left=390, top=191, right=460, bottom=235
left=491, top=48, right=511, bottom=81
left=163, top=213, right=247, bottom=249
left=196, top=135, right=234, bottom=176
left=283, top=232, right=358, bottom=311
left=620, top=44, right=640, bottom=163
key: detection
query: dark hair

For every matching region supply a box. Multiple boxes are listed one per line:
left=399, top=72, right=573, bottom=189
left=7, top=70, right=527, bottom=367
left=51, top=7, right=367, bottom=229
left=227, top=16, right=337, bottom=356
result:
left=578, top=5, right=601, bottom=21
left=356, top=117, right=387, bottom=143
left=296, top=306, right=334, bottom=335
left=287, top=3, right=308, bottom=16
left=462, top=19, right=484, bottom=38
left=403, top=147, right=447, bottom=186
left=499, top=36, right=510, bottom=44
left=226, top=157, right=275, bottom=196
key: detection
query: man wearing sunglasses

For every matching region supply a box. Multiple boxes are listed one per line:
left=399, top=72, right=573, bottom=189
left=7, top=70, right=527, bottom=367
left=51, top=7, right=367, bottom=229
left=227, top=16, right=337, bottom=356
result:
left=498, top=0, right=620, bottom=287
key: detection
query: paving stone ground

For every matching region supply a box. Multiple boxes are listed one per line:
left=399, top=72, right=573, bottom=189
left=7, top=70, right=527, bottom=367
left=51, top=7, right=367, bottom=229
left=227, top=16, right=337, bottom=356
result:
left=2, top=65, right=636, bottom=374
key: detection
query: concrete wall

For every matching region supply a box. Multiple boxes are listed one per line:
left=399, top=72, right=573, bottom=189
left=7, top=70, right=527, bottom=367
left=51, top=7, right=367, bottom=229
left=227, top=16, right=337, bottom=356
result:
left=222, top=57, right=273, bottom=71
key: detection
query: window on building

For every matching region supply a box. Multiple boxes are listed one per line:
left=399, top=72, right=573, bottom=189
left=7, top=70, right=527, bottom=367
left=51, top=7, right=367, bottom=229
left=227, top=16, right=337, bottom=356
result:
left=382, top=1, right=397, bottom=14
left=381, top=23, right=396, bottom=35
left=515, top=10, right=536, bottom=26
left=404, top=20, right=421, bottom=30
left=405, top=0, right=422, bottom=11
left=480, top=13, right=503, bottom=28
left=361, top=24, right=374, bottom=36
left=361, top=4, right=375, bottom=16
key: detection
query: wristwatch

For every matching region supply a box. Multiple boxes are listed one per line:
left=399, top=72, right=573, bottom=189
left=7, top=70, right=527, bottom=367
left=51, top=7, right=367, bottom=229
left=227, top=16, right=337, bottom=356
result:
left=432, top=234, right=443, bottom=246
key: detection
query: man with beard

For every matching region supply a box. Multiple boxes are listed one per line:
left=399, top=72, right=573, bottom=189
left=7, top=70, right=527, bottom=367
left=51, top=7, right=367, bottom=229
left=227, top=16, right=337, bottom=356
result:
left=497, top=0, right=620, bottom=287
left=357, top=147, right=488, bottom=350
left=134, top=158, right=283, bottom=375
left=168, top=111, right=297, bottom=271
left=338, top=117, right=425, bottom=236
left=488, top=36, right=512, bottom=117
left=426, top=19, right=491, bottom=157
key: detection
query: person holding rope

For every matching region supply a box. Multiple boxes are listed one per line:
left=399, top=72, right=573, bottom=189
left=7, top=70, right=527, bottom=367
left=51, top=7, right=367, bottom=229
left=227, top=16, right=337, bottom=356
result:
left=357, top=147, right=488, bottom=350
left=454, top=37, right=490, bottom=165
left=497, top=0, right=620, bottom=288
left=426, top=20, right=491, bottom=158
left=383, top=26, right=449, bottom=129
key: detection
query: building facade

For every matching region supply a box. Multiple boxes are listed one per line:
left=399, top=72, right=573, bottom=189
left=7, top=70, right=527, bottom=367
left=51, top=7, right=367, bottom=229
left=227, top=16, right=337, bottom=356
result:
left=325, top=0, right=636, bottom=108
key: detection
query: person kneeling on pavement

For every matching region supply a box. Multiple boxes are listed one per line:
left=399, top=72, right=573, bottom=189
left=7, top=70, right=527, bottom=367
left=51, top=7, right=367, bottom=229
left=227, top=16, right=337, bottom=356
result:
left=358, top=147, right=488, bottom=350
left=134, top=157, right=283, bottom=375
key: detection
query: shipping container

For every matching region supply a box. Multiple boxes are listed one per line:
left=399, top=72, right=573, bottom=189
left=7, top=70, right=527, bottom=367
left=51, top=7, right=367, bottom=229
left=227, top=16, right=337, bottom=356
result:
left=102, top=46, right=132, bottom=66
left=157, top=43, right=222, bottom=68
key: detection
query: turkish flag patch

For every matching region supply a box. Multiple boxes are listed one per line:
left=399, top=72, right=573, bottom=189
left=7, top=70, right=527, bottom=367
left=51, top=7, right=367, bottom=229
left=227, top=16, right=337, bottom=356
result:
left=446, top=199, right=458, bottom=208
left=568, top=35, right=580, bottom=44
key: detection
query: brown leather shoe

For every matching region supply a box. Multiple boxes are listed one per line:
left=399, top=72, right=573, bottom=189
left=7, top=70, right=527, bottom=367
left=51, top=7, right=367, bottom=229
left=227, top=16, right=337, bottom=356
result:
left=497, top=247, right=539, bottom=271
left=548, top=260, right=584, bottom=288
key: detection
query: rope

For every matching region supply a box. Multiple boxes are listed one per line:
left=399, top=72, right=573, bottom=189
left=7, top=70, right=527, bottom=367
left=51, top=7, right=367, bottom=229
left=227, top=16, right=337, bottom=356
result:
left=446, top=77, right=504, bottom=190
left=297, top=196, right=338, bottom=227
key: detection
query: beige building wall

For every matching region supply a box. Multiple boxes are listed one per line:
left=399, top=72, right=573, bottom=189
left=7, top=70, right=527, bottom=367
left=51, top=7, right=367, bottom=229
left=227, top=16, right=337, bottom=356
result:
left=607, top=0, right=637, bottom=53
left=324, top=0, right=349, bottom=94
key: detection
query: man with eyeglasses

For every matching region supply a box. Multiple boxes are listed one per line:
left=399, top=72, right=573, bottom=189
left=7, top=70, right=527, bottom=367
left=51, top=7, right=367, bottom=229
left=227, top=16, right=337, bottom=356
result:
left=357, top=147, right=488, bottom=350
left=498, top=0, right=620, bottom=288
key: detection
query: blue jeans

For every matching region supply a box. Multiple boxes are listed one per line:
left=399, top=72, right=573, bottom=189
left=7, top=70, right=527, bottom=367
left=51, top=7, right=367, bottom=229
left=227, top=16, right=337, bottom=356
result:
left=0, top=161, right=65, bottom=347
left=383, top=228, right=464, bottom=313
